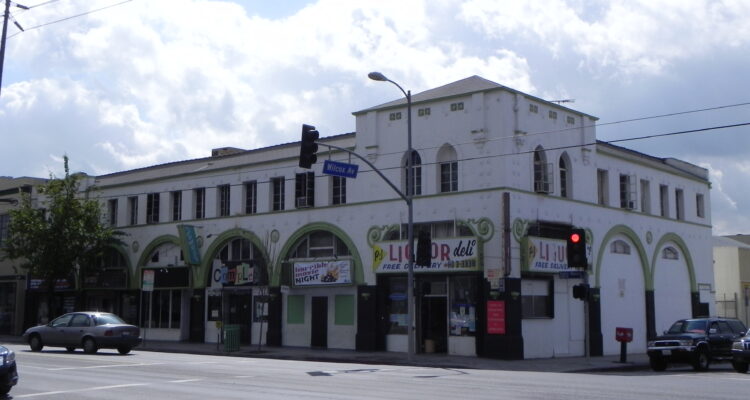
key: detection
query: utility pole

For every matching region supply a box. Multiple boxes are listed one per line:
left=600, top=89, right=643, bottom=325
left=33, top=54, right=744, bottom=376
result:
left=0, top=0, right=10, bottom=97
left=0, top=0, right=27, bottom=98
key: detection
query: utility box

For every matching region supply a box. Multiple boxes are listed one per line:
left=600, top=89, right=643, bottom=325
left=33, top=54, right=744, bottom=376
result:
left=224, top=324, right=241, bottom=352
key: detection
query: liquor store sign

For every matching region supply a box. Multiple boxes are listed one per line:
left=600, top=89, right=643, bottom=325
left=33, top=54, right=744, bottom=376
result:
left=523, top=236, right=574, bottom=273
left=371, top=237, right=480, bottom=273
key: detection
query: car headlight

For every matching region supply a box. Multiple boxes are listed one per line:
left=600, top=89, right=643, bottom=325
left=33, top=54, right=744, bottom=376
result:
left=678, top=340, right=693, bottom=346
left=647, top=341, right=655, bottom=347
left=2, top=350, right=13, bottom=365
left=733, top=341, right=746, bottom=350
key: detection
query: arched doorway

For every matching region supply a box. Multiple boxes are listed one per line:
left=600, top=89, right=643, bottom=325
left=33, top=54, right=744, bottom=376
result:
left=277, top=227, right=361, bottom=349
left=202, top=231, right=270, bottom=346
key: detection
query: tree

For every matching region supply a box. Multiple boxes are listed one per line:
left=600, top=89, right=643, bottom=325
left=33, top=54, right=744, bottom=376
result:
left=2, top=156, right=121, bottom=322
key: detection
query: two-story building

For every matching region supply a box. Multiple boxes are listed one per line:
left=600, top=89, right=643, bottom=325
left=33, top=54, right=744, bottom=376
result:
left=17, top=76, right=714, bottom=359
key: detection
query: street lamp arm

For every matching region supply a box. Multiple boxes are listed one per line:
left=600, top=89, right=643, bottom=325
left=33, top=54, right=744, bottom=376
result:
left=317, top=142, right=409, bottom=204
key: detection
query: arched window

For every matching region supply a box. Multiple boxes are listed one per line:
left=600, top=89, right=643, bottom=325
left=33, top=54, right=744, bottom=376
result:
left=403, top=150, right=422, bottom=196
left=610, top=240, right=631, bottom=254
left=289, top=230, right=351, bottom=259
left=437, top=144, right=458, bottom=193
left=559, top=153, right=571, bottom=198
left=213, top=237, right=268, bottom=284
left=662, top=246, right=679, bottom=260
left=533, top=146, right=552, bottom=193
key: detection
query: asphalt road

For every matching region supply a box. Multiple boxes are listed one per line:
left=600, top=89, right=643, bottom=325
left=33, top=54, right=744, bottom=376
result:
left=5, top=344, right=750, bottom=400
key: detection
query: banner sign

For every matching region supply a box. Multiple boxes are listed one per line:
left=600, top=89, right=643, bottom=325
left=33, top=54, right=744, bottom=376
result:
left=28, top=277, right=74, bottom=291
left=177, top=224, right=201, bottom=265
left=371, top=237, right=480, bottom=273
left=211, top=262, right=254, bottom=288
left=524, top=236, right=574, bottom=273
left=293, top=260, right=352, bottom=286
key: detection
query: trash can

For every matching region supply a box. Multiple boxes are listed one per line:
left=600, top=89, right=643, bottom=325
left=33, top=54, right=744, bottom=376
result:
left=224, top=324, right=240, bottom=352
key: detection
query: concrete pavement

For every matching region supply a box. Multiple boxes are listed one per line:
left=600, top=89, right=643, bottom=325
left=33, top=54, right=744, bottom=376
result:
left=2, top=334, right=650, bottom=373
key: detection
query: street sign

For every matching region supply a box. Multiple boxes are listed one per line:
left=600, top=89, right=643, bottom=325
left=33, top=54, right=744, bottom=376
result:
left=323, top=160, right=358, bottom=178
left=559, top=270, right=584, bottom=279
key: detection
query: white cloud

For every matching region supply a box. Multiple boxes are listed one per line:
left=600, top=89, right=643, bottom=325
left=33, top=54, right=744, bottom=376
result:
left=459, top=0, right=750, bottom=76
left=2, top=0, right=534, bottom=176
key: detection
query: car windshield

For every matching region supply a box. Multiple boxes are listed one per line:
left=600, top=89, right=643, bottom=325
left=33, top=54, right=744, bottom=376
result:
left=93, top=314, right=126, bottom=326
left=668, top=320, right=707, bottom=334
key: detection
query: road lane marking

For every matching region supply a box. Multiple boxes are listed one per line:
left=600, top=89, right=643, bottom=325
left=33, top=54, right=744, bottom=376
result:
left=168, top=379, right=205, bottom=383
left=15, top=383, right=150, bottom=398
left=46, top=362, right=166, bottom=371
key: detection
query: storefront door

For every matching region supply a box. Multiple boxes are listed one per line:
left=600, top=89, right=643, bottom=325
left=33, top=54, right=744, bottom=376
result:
left=311, top=296, right=328, bottom=348
left=226, top=291, right=252, bottom=345
left=189, top=289, right=205, bottom=343
left=418, top=277, right=448, bottom=353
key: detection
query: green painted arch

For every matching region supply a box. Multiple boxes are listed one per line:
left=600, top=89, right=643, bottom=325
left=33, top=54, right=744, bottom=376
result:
left=594, top=225, right=652, bottom=290
left=271, top=222, right=364, bottom=286
left=196, top=228, right=271, bottom=288
left=650, top=233, right=697, bottom=292
left=134, top=235, right=181, bottom=289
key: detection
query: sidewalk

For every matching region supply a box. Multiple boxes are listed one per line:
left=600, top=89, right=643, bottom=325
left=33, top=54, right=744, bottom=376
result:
left=1, top=334, right=649, bottom=373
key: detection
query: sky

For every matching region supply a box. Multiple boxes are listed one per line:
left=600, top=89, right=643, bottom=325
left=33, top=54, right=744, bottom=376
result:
left=0, top=0, right=749, bottom=235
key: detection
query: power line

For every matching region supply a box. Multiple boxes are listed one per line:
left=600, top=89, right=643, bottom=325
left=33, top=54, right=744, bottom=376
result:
left=7, top=0, right=133, bottom=39
left=91, top=120, right=750, bottom=201
left=361, top=100, right=750, bottom=161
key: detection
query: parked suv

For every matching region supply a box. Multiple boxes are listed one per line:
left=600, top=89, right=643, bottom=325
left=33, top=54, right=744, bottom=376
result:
left=731, top=330, right=750, bottom=373
left=647, top=317, right=747, bottom=371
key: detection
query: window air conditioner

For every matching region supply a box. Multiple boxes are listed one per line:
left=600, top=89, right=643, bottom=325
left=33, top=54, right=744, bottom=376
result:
left=296, top=197, right=311, bottom=208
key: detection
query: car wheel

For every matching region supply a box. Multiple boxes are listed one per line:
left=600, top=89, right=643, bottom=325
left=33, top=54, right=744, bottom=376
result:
left=65, top=347, right=75, bottom=352
left=29, top=334, right=43, bottom=352
left=0, top=384, right=10, bottom=396
left=83, top=337, right=98, bottom=354
left=117, top=346, right=132, bottom=355
left=732, top=361, right=749, bottom=373
left=649, top=355, right=667, bottom=372
left=692, top=347, right=710, bottom=371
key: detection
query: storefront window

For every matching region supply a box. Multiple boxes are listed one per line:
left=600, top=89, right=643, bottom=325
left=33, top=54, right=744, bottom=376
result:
left=521, top=277, right=553, bottom=318
left=142, top=289, right=182, bottom=329
left=449, top=276, right=477, bottom=336
left=386, top=277, right=408, bottom=334
left=0, top=282, right=15, bottom=334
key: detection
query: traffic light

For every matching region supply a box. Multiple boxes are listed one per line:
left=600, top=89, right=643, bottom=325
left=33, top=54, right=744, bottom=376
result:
left=299, top=124, right=319, bottom=169
left=572, top=283, right=589, bottom=301
left=416, top=230, right=432, bottom=267
left=567, top=228, right=587, bottom=269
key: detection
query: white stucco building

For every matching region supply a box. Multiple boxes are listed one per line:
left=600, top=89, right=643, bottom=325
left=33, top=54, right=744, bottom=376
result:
left=21, top=76, right=714, bottom=359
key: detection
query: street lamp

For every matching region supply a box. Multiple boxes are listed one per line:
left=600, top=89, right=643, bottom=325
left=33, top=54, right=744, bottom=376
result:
left=368, top=71, right=415, bottom=360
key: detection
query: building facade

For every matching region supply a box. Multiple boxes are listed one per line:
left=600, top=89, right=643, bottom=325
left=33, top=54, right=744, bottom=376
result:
left=13, top=76, right=714, bottom=359
left=0, top=177, right=48, bottom=335
left=713, top=235, right=750, bottom=326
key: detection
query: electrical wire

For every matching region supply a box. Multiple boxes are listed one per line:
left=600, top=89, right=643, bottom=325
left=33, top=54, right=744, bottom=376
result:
left=7, top=0, right=134, bottom=39
left=90, top=121, right=750, bottom=201
left=365, top=101, right=750, bottom=160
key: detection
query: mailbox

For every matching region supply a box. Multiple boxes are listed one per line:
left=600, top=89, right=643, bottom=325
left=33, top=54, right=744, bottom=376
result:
left=615, top=327, right=633, bottom=343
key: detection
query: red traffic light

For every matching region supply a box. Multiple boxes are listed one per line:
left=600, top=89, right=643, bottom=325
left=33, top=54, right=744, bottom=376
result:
left=570, top=233, right=581, bottom=243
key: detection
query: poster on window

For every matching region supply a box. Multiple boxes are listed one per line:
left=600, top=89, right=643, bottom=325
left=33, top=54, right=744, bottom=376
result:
left=293, top=260, right=351, bottom=286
